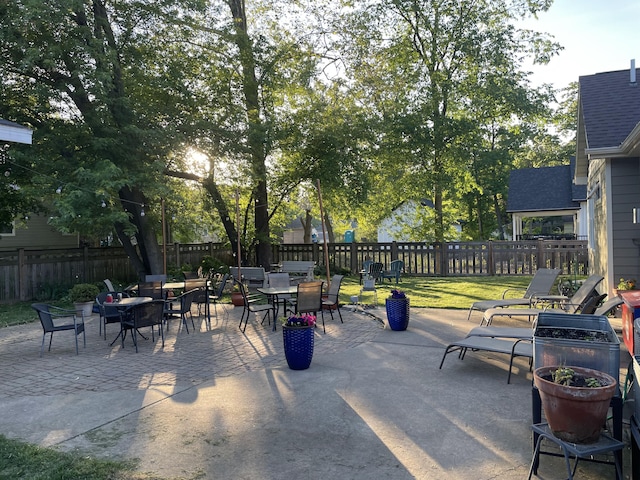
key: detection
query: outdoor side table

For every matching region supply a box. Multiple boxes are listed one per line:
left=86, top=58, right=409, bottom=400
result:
left=528, top=423, right=624, bottom=480
left=531, top=386, right=623, bottom=479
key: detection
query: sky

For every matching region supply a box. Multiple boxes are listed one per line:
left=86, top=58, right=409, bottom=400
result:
left=521, top=0, right=640, bottom=90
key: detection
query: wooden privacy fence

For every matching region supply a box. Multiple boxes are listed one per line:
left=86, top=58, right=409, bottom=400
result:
left=275, top=240, right=588, bottom=278
left=0, top=240, right=587, bottom=302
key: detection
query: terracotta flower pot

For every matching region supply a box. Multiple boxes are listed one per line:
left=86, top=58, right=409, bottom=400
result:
left=231, top=292, right=244, bottom=307
left=533, top=366, right=617, bottom=444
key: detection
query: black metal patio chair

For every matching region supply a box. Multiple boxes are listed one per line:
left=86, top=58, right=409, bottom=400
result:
left=119, top=299, right=165, bottom=352
left=31, top=303, right=86, bottom=356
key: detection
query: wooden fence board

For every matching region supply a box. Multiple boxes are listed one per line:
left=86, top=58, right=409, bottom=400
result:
left=0, top=240, right=588, bottom=302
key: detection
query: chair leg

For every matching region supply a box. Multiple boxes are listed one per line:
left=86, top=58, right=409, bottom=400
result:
left=336, top=305, right=343, bottom=323
left=159, top=323, right=165, bottom=348
left=48, top=332, right=54, bottom=352
left=320, top=310, right=326, bottom=333
left=238, top=308, right=246, bottom=331
left=40, top=333, right=46, bottom=357
left=132, top=327, right=138, bottom=353
left=182, top=313, right=190, bottom=334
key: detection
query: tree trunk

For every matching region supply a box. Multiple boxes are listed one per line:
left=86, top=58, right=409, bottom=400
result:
left=301, top=210, right=312, bottom=243
left=228, top=0, right=271, bottom=269
left=324, top=211, right=335, bottom=243
left=202, top=177, right=247, bottom=261
left=119, top=187, right=163, bottom=275
left=493, top=193, right=505, bottom=240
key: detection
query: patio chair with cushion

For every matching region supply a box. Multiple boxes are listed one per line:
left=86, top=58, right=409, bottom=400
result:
left=31, top=303, right=86, bottom=356
left=381, top=260, right=404, bottom=284
left=466, top=268, right=561, bottom=322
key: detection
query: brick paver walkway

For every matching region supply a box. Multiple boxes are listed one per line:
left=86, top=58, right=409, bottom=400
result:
left=0, top=304, right=383, bottom=398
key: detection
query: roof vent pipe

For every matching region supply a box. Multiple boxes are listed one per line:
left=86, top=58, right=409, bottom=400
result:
left=631, top=59, right=636, bottom=85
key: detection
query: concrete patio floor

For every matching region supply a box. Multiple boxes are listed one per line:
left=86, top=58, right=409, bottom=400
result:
left=0, top=301, right=634, bottom=479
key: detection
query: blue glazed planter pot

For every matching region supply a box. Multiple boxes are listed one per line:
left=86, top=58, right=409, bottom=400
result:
left=386, top=298, right=410, bottom=331
left=283, top=325, right=314, bottom=370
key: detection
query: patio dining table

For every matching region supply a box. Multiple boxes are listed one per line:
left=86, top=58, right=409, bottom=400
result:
left=257, top=285, right=298, bottom=331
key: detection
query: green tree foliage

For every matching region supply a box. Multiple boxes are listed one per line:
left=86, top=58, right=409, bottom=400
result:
left=332, top=0, right=563, bottom=241
left=0, top=0, right=206, bottom=276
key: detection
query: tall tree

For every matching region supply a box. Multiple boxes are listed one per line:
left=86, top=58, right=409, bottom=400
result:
left=334, top=0, right=560, bottom=241
left=0, top=0, right=205, bottom=277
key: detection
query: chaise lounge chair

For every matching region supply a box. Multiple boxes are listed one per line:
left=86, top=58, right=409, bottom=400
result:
left=466, top=268, right=561, bottom=322
left=439, top=295, right=622, bottom=384
left=439, top=336, right=533, bottom=384
left=479, top=275, right=604, bottom=326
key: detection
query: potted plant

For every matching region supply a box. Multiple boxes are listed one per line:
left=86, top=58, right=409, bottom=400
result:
left=68, top=283, right=100, bottom=317
left=533, top=365, right=617, bottom=444
left=613, top=277, right=636, bottom=296
left=282, top=314, right=316, bottom=370
left=231, top=283, right=245, bottom=306
left=385, top=289, right=409, bottom=331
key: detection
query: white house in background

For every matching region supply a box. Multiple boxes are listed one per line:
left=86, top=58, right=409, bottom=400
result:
left=0, top=118, right=32, bottom=144
left=377, top=199, right=461, bottom=242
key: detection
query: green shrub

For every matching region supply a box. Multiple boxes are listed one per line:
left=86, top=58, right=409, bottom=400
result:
left=68, top=283, right=100, bottom=303
left=201, top=255, right=228, bottom=275
left=35, top=282, right=70, bottom=301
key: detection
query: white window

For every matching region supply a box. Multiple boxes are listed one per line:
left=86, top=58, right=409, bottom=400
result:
left=0, top=221, right=15, bottom=236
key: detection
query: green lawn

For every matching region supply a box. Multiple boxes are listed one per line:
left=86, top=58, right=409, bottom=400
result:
left=336, top=275, right=534, bottom=309
left=0, top=434, right=142, bottom=480
left=0, top=274, right=542, bottom=328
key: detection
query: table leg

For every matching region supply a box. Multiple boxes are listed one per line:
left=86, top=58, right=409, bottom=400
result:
left=272, top=294, right=278, bottom=332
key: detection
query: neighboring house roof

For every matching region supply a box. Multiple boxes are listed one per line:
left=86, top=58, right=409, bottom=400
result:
left=507, top=158, right=585, bottom=213
left=0, top=118, right=32, bottom=144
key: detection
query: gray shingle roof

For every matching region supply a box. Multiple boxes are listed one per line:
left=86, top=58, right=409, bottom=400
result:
left=579, top=68, right=640, bottom=149
left=507, top=158, right=585, bottom=213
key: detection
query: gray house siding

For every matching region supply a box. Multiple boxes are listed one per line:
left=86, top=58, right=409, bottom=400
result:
left=611, top=157, right=640, bottom=286
left=0, top=215, right=78, bottom=251
left=589, top=158, right=608, bottom=288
